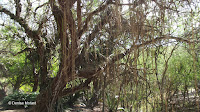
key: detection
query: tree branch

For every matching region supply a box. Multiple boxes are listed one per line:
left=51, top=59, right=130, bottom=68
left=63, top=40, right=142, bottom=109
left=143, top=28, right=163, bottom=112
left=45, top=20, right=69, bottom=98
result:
left=110, top=0, right=145, bottom=10
left=0, top=7, right=39, bottom=40
left=78, top=35, right=197, bottom=80
left=35, top=2, right=49, bottom=13
left=78, top=0, right=112, bottom=38
left=61, top=34, right=197, bottom=97
left=132, top=35, right=198, bottom=49
left=60, top=77, right=93, bottom=97
left=78, top=13, right=111, bottom=59
left=14, top=0, right=22, bottom=17
left=152, top=0, right=178, bottom=12
left=0, top=48, right=34, bottom=56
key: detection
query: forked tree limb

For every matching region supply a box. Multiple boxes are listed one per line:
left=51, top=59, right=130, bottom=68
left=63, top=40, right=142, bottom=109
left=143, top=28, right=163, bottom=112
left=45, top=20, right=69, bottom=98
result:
left=60, top=77, right=93, bottom=97
left=0, top=8, right=39, bottom=40
left=78, top=0, right=112, bottom=38
left=79, top=14, right=111, bottom=56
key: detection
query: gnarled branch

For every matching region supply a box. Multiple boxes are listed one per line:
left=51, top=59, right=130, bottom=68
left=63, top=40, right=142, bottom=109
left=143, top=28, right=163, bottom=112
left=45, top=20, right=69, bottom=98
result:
left=0, top=7, right=39, bottom=40
left=0, top=48, right=34, bottom=56
left=78, top=0, right=112, bottom=38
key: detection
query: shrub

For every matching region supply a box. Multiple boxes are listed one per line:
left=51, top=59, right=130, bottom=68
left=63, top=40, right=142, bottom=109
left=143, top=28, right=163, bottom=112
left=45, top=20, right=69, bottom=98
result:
left=2, top=91, right=38, bottom=109
left=0, top=89, right=6, bottom=101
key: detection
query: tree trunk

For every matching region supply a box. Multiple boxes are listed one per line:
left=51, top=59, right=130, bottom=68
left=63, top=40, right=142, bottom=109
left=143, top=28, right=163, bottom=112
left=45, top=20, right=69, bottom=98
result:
left=32, top=64, right=38, bottom=92
left=29, top=73, right=93, bottom=112
left=0, top=89, right=6, bottom=101
left=13, top=76, right=22, bottom=92
left=88, top=78, right=100, bottom=108
left=29, top=79, right=66, bottom=112
left=38, top=45, right=48, bottom=92
left=32, top=73, right=39, bottom=92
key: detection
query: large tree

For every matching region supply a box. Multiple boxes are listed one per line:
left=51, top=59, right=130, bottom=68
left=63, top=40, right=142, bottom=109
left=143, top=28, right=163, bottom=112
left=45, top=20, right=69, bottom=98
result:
left=0, top=0, right=199, bottom=111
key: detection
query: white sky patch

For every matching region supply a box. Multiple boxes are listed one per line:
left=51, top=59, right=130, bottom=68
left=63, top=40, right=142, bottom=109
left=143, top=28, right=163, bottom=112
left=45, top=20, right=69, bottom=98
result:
left=121, top=0, right=129, bottom=12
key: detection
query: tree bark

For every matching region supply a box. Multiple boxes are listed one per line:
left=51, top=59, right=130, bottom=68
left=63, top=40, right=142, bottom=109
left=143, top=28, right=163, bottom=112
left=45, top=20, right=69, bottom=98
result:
left=13, top=76, right=22, bottom=92
left=32, top=74, right=38, bottom=92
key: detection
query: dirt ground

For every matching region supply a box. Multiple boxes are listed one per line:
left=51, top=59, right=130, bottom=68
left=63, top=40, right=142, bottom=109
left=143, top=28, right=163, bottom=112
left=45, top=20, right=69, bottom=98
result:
left=0, top=107, right=105, bottom=112
left=0, top=110, right=26, bottom=112
left=0, top=102, right=107, bottom=112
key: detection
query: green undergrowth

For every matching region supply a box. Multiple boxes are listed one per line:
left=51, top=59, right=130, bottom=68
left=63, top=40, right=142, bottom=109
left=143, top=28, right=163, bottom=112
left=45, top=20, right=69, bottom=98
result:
left=2, top=91, right=38, bottom=109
